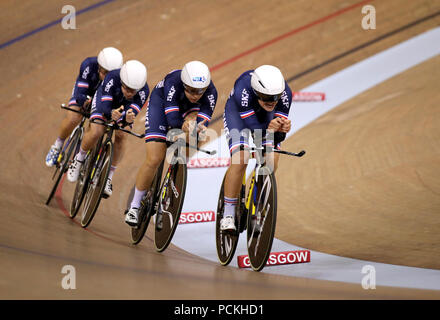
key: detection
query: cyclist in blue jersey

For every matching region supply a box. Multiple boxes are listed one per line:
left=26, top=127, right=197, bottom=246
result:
left=45, top=47, right=123, bottom=167
left=67, top=60, right=149, bottom=198
left=125, top=61, right=218, bottom=226
left=221, top=65, right=292, bottom=231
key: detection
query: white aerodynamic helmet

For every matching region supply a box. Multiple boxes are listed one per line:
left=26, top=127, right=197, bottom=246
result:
left=120, top=60, right=147, bottom=90
left=251, top=65, right=285, bottom=101
left=181, top=61, right=211, bottom=89
left=97, top=47, right=123, bottom=71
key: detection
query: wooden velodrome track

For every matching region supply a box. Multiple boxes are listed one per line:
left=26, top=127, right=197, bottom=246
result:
left=1, top=0, right=439, bottom=299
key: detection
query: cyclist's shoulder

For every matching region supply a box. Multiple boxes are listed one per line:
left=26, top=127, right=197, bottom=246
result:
left=79, top=57, right=98, bottom=70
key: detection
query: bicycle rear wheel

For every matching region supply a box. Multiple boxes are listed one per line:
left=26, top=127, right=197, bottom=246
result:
left=246, top=166, right=277, bottom=272
left=46, top=126, right=82, bottom=205
left=154, top=157, right=187, bottom=252
left=80, top=140, right=113, bottom=228
left=131, top=161, right=164, bottom=245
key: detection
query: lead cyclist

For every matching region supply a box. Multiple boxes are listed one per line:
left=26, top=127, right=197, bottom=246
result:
left=221, top=65, right=293, bottom=231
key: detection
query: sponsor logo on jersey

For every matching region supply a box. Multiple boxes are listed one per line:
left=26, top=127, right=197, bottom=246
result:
left=82, top=66, right=90, bottom=80
left=139, top=90, right=146, bottom=105
left=208, top=94, right=215, bottom=110
left=241, top=88, right=249, bottom=107
left=104, top=79, right=114, bottom=93
left=167, top=85, right=176, bottom=102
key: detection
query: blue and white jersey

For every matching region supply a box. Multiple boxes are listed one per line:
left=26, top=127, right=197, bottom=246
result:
left=223, top=70, right=293, bottom=154
left=90, top=69, right=149, bottom=123
left=144, top=69, right=218, bottom=142
left=68, top=57, right=102, bottom=108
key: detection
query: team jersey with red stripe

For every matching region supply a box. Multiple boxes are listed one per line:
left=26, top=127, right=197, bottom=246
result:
left=68, top=57, right=101, bottom=108
left=223, top=70, right=292, bottom=154
left=143, top=69, right=218, bottom=143
left=153, top=69, right=217, bottom=128
left=90, top=69, right=149, bottom=123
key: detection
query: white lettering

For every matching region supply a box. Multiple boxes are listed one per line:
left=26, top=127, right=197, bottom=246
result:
left=61, top=265, right=76, bottom=289
left=61, top=5, right=76, bottom=30
left=361, top=5, right=376, bottom=30
left=361, top=265, right=376, bottom=289
left=167, top=85, right=176, bottom=102
left=241, top=88, right=249, bottom=107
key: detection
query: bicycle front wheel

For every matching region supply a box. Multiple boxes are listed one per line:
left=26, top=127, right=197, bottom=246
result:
left=154, top=157, right=187, bottom=252
left=46, top=126, right=82, bottom=205
left=246, top=166, right=277, bottom=272
left=80, top=140, right=113, bottom=228
left=131, top=161, right=164, bottom=245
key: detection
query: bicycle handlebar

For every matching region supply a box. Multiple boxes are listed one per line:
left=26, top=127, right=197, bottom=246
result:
left=90, top=118, right=145, bottom=139
left=61, top=103, right=90, bottom=118
left=166, top=138, right=216, bottom=156
left=273, top=149, right=306, bottom=157
left=248, top=146, right=306, bottom=158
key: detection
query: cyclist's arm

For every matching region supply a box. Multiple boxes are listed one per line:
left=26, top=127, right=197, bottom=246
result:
left=196, top=85, right=218, bottom=126
left=273, top=82, right=293, bottom=148
left=122, top=86, right=149, bottom=124
left=163, top=82, right=184, bottom=129
left=71, top=59, right=96, bottom=108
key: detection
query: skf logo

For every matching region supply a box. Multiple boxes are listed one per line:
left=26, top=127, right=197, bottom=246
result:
left=167, top=86, right=176, bottom=102
left=105, top=79, right=113, bottom=92
left=139, top=90, right=146, bottom=105
left=82, top=66, right=89, bottom=80
left=241, top=88, right=249, bottom=107
left=281, top=91, right=289, bottom=108
left=208, top=94, right=215, bottom=110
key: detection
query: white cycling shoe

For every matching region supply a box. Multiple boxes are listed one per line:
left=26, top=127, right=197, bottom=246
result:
left=103, top=178, right=112, bottom=198
left=67, top=158, right=84, bottom=182
left=220, top=215, right=236, bottom=232
left=125, top=207, right=139, bottom=227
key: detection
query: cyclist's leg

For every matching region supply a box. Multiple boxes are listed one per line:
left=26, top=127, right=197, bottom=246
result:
left=224, top=149, right=249, bottom=199
left=46, top=98, right=83, bottom=167
left=221, top=99, right=251, bottom=228
left=129, top=91, right=168, bottom=211
left=77, top=93, right=110, bottom=160
left=67, top=100, right=107, bottom=182
left=58, top=104, right=83, bottom=141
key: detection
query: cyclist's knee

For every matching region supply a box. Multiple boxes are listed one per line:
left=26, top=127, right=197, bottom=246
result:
left=66, top=107, right=82, bottom=124
left=230, top=149, right=250, bottom=166
left=114, top=131, right=126, bottom=144
left=144, top=143, right=166, bottom=168
left=88, top=123, right=105, bottom=140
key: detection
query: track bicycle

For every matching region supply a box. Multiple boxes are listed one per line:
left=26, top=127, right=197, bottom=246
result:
left=45, top=104, right=89, bottom=205
left=72, top=116, right=144, bottom=228
left=129, top=136, right=216, bottom=252
left=215, top=145, right=305, bottom=271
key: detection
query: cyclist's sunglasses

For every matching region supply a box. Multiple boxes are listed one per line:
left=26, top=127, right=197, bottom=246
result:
left=98, top=65, right=109, bottom=76
left=183, top=84, right=207, bottom=95
left=254, top=90, right=282, bottom=102
left=121, top=82, right=139, bottom=94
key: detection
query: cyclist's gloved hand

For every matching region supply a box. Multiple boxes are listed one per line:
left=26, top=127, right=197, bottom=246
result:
left=278, top=118, right=291, bottom=133
left=125, top=109, right=135, bottom=124
left=111, top=106, right=125, bottom=122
